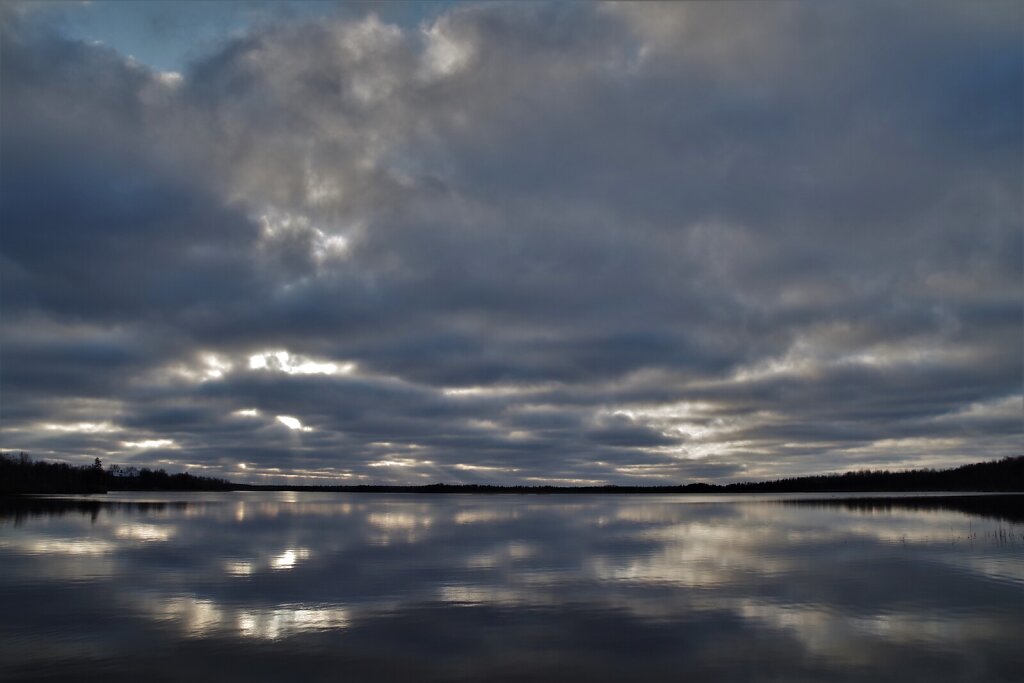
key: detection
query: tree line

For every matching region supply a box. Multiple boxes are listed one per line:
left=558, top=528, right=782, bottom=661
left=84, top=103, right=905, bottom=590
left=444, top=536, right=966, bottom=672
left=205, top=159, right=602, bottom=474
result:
left=0, top=452, right=233, bottom=494
left=1, top=451, right=1020, bottom=495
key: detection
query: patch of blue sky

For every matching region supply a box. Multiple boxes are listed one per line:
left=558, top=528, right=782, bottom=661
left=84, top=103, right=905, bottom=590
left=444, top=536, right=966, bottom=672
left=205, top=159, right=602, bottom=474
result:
left=31, top=0, right=456, bottom=73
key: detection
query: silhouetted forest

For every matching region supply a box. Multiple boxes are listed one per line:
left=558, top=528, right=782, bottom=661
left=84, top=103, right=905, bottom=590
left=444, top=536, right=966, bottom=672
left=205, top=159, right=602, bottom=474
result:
left=1, top=451, right=1021, bottom=495
left=720, top=456, right=1024, bottom=493
left=0, top=452, right=233, bottom=494
left=0, top=452, right=107, bottom=494
left=243, top=456, right=1023, bottom=494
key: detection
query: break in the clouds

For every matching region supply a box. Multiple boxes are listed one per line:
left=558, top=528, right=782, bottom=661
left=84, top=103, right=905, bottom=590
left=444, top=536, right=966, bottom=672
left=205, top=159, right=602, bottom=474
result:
left=1, top=1, right=1021, bottom=485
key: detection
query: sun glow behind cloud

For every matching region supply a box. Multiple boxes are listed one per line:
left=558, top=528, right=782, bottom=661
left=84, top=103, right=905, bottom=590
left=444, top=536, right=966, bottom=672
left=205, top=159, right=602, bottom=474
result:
left=41, top=422, right=121, bottom=434
left=275, top=415, right=311, bottom=432
left=249, top=350, right=353, bottom=376
left=121, top=439, right=178, bottom=450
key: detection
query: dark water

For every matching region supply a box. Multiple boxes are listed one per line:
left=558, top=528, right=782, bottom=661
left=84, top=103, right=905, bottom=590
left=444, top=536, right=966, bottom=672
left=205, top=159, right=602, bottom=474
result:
left=1, top=492, right=1022, bottom=682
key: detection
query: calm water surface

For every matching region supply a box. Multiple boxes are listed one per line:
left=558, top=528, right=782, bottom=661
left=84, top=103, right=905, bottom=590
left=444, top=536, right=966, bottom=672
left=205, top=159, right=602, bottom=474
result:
left=1, top=492, right=1022, bottom=682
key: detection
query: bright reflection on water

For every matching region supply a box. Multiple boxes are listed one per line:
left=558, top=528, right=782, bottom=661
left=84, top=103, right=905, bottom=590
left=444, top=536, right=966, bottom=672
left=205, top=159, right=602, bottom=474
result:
left=1, top=492, right=1022, bottom=681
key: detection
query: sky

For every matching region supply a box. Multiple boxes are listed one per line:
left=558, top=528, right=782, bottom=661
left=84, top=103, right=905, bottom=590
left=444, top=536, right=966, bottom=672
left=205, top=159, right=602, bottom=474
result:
left=1, top=1, right=1021, bottom=486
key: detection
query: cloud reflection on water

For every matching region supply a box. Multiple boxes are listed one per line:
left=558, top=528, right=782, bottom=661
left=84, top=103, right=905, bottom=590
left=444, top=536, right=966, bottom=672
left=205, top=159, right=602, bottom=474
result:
left=0, top=492, right=1021, bottom=680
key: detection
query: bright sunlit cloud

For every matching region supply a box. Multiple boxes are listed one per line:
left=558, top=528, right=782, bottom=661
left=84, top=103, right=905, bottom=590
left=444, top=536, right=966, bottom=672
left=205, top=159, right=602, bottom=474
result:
left=121, top=439, right=178, bottom=450
left=249, top=349, right=353, bottom=376
left=276, top=415, right=312, bottom=432
left=41, top=421, right=122, bottom=433
left=367, top=457, right=434, bottom=468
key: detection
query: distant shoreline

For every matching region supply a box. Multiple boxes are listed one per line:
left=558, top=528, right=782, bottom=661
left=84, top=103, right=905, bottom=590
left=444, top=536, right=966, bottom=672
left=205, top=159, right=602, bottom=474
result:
left=2, top=452, right=1020, bottom=495
left=4, top=492, right=1023, bottom=527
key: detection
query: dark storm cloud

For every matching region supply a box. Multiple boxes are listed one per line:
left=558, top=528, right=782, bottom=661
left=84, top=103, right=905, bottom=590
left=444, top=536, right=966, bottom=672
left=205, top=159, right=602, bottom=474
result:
left=0, top=2, right=1020, bottom=484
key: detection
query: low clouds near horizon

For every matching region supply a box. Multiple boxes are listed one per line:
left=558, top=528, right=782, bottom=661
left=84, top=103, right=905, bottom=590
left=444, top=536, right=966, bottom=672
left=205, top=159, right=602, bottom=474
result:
left=1, top=1, right=1020, bottom=485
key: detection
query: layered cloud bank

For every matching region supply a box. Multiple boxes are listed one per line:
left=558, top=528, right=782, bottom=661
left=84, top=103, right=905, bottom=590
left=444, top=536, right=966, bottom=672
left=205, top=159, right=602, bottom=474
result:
left=1, top=2, right=1020, bottom=484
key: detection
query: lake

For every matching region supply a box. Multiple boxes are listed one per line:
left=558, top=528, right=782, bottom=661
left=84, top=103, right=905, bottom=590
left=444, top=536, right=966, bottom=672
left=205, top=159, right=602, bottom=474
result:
left=1, top=492, right=1022, bottom=681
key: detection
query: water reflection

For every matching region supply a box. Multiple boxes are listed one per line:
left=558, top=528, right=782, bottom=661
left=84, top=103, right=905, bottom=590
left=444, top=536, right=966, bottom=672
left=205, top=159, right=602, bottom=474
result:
left=270, top=548, right=312, bottom=570
left=0, top=496, right=195, bottom=524
left=134, top=592, right=351, bottom=641
left=114, top=523, right=175, bottom=542
left=1, top=492, right=1021, bottom=681
left=782, top=493, right=1024, bottom=523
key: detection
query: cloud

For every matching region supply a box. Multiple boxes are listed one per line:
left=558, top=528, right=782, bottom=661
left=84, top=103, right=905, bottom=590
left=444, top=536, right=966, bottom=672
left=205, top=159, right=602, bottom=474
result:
left=1, top=2, right=1020, bottom=484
